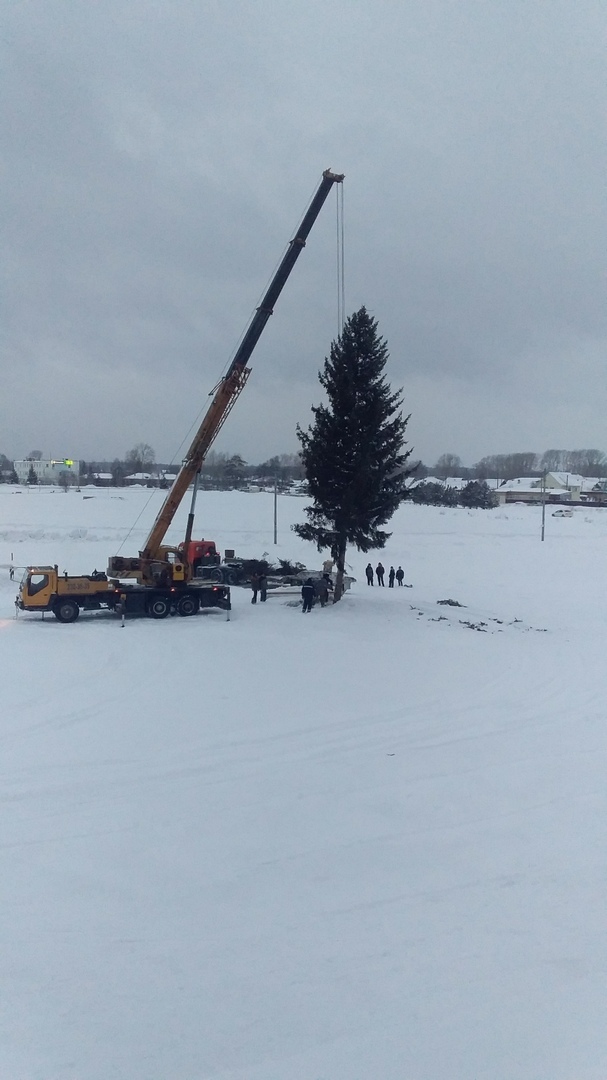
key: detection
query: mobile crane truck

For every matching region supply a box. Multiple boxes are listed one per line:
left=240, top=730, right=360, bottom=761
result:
left=17, top=169, right=344, bottom=622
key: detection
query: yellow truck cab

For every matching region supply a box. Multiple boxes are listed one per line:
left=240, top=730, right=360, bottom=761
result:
left=18, top=567, right=57, bottom=611
left=18, top=565, right=113, bottom=622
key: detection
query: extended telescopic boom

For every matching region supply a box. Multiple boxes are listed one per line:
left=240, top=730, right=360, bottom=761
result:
left=139, top=168, right=344, bottom=565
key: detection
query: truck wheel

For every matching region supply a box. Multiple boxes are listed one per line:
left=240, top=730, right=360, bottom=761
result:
left=177, top=594, right=199, bottom=617
left=146, top=595, right=170, bottom=619
left=53, top=599, right=80, bottom=623
left=207, top=567, right=223, bottom=583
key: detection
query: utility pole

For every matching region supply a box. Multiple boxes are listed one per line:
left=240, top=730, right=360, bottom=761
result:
left=273, top=476, right=278, bottom=545
left=541, top=471, right=546, bottom=541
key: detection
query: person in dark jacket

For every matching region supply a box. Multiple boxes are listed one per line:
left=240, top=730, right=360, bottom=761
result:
left=250, top=571, right=260, bottom=603
left=301, top=578, right=315, bottom=613
left=365, top=563, right=374, bottom=585
left=376, top=562, right=385, bottom=586
left=395, top=566, right=405, bottom=586
left=388, top=566, right=395, bottom=587
left=259, top=572, right=268, bottom=602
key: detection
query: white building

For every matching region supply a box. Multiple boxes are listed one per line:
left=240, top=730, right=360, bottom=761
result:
left=495, top=473, right=592, bottom=505
left=14, top=458, right=79, bottom=485
left=543, top=472, right=585, bottom=499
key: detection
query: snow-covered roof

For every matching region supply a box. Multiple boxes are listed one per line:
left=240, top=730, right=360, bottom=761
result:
left=417, top=476, right=443, bottom=485
left=497, top=477, right=539, bottom=491
left=410, top=475, right=462, bottom=488
left=443, top=477, right=468, bottom=490
left=124, top=471, right=178, bottom=481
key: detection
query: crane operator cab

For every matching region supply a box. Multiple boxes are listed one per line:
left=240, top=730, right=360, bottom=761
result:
left=150, top=547, right=187, bottom=585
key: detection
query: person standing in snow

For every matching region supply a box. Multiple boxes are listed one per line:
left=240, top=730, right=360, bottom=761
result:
left=395, top=566, right=404, bottom=586
left=301, top=578, right=315, bottom=613
left=365, top=563, right=374, bottom=585
left=259, top=571, right=268, bottom=602
left=388, top=566, right=395, bottom=587
left=376, top=562, right=385, bottom=586
left=317, top=574, right=333, bottom=607
left=250, top=571, right=260, bottom=603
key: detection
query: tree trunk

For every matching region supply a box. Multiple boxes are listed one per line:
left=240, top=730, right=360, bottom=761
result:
left=333, top=536, right=347, bottom=602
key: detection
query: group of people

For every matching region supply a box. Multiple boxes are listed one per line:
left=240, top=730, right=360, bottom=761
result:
left=251, top=561, right=406, bottom=609
left=365, top=562, right=405, bottom=587
left=251, top=570, right=334, bottom=611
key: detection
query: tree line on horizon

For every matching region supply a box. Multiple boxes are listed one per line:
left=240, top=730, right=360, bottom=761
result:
left=0, top=447, right=306, bottom=489
left=421, top=449, right=607, bottom=482
left=2, top=445, right=606, bottom=490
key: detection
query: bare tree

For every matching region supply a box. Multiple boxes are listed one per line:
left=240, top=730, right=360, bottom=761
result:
left=125, top=443, right=155, bottom=474
left=434, top=453, right=462, bottom=478
left=473, top=452, right=538, bottom=480
left=201, top=451, right=229, bottom=489
left=565, top=449, right=606, bottom=476
left=540, top=449, right=567, bottom=472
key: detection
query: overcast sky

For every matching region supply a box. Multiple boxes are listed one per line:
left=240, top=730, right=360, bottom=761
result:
left=2, top=0, right=605, bottom=467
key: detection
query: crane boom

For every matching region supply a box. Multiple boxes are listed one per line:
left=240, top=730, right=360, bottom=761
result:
left=138, top=168, right=344, bottom=568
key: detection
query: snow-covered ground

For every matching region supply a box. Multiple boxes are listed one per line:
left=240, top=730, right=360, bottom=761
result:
left=1, top=485, right=606, bottom=1080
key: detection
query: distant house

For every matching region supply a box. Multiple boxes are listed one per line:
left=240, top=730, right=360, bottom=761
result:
left=92, top=472, right=113, bottom=486
left=543, top=472, right=584, bottom=500
left=410, top=475, right=467, bottom=490
left=410, top=475, right=441, bottom=488
left=124, top=472, right=156, bottom=485
left=496, top=472, right=596, bottom=505
left=580, top=479, right=607, bottom=505
left=124, top=471, right=178, bottom=488
left=494, top=479, right=540, bottom=503
left=442, top=476, right=469, bottom=491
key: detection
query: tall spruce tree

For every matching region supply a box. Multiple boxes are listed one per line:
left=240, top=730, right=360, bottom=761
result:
left=294, top=307, right=414, bottom=601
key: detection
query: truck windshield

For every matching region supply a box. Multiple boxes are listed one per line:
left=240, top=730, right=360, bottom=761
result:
left=27, top=573, right=49, bottom=596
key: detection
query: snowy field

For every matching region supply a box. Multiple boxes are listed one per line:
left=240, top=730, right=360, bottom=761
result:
left=1, top=484, right=606, bottom=1080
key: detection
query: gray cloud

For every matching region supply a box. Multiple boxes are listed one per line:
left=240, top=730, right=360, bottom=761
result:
left=2, top=0, right=605, bottom=466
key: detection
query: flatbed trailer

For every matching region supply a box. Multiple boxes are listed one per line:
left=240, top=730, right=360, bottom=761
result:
left=16, top=566, right=230, bottom=622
